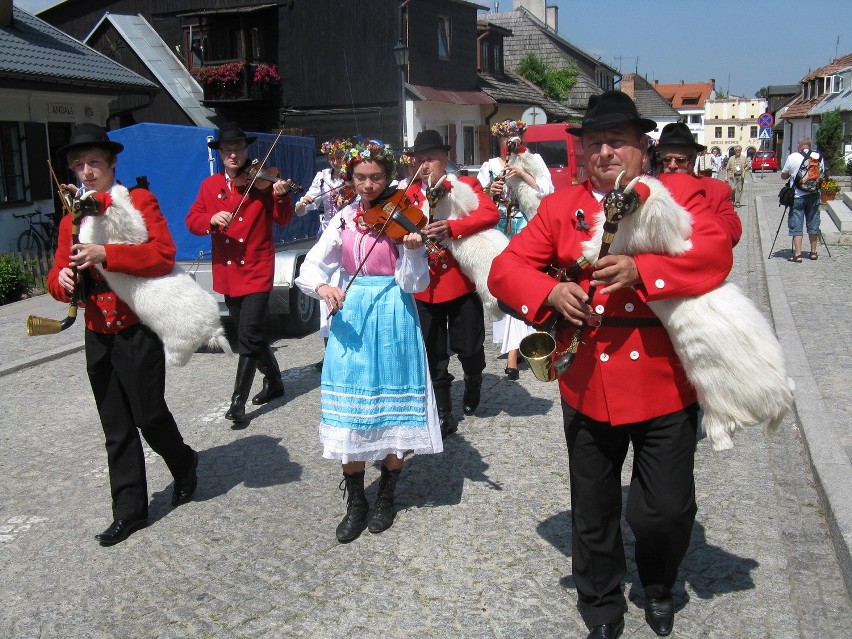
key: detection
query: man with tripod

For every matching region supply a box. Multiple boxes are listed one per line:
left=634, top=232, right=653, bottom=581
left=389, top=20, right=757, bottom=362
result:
left=781, top=136, right=825, bottom=262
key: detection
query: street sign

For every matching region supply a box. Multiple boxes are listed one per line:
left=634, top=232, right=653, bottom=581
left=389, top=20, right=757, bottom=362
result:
left=758, top=113, right=774, bottom=129
left=758, top=128, right=772, bottom=140
left=521, top=106, right=547, bottom=125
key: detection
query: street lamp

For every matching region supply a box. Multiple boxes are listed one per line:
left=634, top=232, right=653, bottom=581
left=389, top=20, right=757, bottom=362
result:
left=392, top=39, right=409, bottom=150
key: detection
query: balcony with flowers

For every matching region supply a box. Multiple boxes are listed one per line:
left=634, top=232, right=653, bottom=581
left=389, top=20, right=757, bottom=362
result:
left=192, top=60, right=282, bottom=103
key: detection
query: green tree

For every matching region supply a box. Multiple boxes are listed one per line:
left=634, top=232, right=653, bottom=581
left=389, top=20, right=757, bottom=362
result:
left=755, top=86, right=768, bottom=98
left=815, top=109, right=844, bottom=174
left=517, top=53, right=579, bottom=101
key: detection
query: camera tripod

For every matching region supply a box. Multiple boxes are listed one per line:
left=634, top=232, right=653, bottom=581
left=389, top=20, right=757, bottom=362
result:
left=768, top=204, right=832, bottom=259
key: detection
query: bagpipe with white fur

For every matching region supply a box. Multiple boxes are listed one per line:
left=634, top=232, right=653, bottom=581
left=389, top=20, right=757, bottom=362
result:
left=77, top=185, right=231, bottom=366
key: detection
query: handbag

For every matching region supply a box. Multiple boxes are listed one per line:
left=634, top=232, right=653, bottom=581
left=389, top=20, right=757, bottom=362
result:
left=778, top=183, right=794, bottom=207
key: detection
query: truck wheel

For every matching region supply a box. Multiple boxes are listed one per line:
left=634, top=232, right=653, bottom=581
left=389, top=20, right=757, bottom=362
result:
left=279, top=285, right=318, bottom=336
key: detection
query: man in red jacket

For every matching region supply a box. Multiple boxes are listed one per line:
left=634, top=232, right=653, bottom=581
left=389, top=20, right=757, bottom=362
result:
left=489, top=93, right=733, bottom=639
left=185, top=124, right=295, bottom=423
left=655, top=122, right=742, bottom=246
left=48, top=123, right=198, bottom=546
left=405, top=130, right=500, bottom=437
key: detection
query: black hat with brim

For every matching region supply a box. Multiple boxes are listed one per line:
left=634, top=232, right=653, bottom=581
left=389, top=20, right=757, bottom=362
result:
left=658, top=122, right=706, bottom=151
left=407, top=129, right=452, bottom=155
left=208, top=123, right=257, bottom=150
left=567, top=91, right=657, bottom=137
left=57, top=122, right=124, bottom=159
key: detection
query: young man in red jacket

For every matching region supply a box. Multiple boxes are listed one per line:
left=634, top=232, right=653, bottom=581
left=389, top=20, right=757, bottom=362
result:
left=489, top=93, right=733, bottom=639
left=48, top=123, right=198, bottom=546
left=405, top=130, right=500, bottom=437
left=185, top=124, right=295, bottom=423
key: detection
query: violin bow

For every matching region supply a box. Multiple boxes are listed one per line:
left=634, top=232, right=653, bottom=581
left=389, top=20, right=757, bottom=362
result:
left=229, top=128, right=285, bottom=221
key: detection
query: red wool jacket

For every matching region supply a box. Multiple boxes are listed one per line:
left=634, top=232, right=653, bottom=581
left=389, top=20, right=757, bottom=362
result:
left=185, top=173, right=294, bottom=296
left=488, top=174, right=733, bottom=425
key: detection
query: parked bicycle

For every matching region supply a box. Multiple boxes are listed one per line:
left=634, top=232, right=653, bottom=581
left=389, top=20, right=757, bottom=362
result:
left=14, top=210, right=58, bottom=254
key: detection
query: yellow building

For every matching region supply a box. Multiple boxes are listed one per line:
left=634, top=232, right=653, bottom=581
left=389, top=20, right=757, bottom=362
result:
left=703, top=96, right=769, bottom=160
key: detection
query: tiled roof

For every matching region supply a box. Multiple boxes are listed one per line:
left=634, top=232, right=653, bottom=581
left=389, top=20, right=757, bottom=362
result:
left=0, top=6, right=156, bottom=91
left=801, top=53, right=852, bottom=82
left=622, top=74, right=680, bottom=121
left=652, top=80, right=714, bottom=109
left=478, top=70, right=581, bottom=120
left=781, top=53, right=852, bottom=120
left=810, top=68, right=852, bottom=115
left=86, top=14, right=217, bottom=127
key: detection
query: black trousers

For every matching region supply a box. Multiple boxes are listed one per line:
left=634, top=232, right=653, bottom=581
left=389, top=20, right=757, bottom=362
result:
left=86, top=325, right=195, bottom=521
left=225, top=291, right=271, bottom=357
left=416, top=292, right=486, bottom=401
left=562, top=400, right=699, bottom=628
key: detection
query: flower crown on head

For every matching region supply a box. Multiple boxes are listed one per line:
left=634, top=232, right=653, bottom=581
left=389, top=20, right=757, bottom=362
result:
left=491, top=119, right=527, bottom=138
left=340, top=142, right=396, bottom=182
left=320, top=138, right=352, bottom=157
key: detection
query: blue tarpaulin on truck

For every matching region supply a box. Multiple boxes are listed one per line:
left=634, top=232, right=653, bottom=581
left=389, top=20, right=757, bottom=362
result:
left=108, top=123, right=317, bottom=261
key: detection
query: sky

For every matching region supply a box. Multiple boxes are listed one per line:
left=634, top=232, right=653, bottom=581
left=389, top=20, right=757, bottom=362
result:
left=540, top=0, right=852, bottom=97
left=16, top=0, right=852, bottom=98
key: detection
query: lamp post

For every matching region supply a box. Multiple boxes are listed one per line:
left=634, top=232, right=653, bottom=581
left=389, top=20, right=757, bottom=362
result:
left=392, top=39, right=409, bottom=150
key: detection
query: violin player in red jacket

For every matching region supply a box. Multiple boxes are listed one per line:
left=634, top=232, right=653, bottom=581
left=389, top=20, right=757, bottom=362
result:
left=185, top=124, right=295, bottom=423
left=489, top=93, right=733, bottom=639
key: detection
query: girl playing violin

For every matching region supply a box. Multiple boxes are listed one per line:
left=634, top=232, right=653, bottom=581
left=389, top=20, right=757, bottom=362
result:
left=295, top=138, right=353, bottom=369
left=295, top=141, right=443, bottom=543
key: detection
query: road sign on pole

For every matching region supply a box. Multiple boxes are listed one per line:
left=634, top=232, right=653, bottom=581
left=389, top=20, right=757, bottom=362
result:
left=758, top=128, right=772, bottom=140
left=758, top=113, right=774, bottom=129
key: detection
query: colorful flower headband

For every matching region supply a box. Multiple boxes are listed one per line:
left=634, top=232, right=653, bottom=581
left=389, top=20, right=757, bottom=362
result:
left=491, top=119, right=527, bottom=138
left=340, top=142, right=396, bottom=182
left=320, top=138, right=352, bottom=156
left=399, top=153, right=413, bottom=166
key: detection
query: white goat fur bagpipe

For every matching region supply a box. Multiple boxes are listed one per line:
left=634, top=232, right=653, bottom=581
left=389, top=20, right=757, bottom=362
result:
left=580, top=176, right=794, bottom=451
left=424, top=174, right=508, bottom=320
left=78, top=185, right=231, bottom=366
left=504, top=150, right=549, bottom=218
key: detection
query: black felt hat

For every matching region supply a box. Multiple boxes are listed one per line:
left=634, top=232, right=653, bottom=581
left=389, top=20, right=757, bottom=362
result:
left=208, top=123, right=257, bottom=150
left=57, top=122, right=124, bottom=159
left=567, top=91, right=657, bottom=137
left=658, top=122, right=706, bottom=151
left=407, top=129, right=452, bottom=154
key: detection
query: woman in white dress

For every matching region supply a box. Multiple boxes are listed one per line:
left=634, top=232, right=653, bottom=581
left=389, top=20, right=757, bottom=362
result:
left=295, top=142, right=442, bottom=543
left=295, top=139, right=353, bottom=369
left=476, top=120, right=554, bottom=379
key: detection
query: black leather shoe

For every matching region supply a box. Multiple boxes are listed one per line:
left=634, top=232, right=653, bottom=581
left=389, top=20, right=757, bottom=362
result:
left=644, top=597, right=674, bottom=636
left=462, top=373, right=482, bottom=416
left=586, top=618, right=624, bottom=639
left=439, top=410, right=458, bottom=439
left=172, top=450, right=199, bottom=507
left=504, top=367, right=519, bottom=380
left=94, top=518, right=147, bottom=546
left=251, top=376, right=285, bottom=405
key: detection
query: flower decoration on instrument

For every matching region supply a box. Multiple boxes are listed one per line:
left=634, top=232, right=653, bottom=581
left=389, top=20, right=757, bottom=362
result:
left=340, top=142, right=396, bottom=182
left=399, top=152, right=413, bottom=166
left=490, top=119, right=527, bottom=138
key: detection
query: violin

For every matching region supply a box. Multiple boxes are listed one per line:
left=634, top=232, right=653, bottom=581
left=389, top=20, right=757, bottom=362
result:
left=233, top=159, right=303, bottom=193
left=360, top=189, right=447, bottom=259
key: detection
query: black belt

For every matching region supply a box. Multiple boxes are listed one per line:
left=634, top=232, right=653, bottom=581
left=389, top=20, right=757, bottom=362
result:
left=590, top=316, right=663, bottom=328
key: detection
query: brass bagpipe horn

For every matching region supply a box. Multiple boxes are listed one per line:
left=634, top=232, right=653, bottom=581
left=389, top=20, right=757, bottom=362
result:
left=27, top=165, right=100, bottom=336
left=519, top=171, right=645, bottom=382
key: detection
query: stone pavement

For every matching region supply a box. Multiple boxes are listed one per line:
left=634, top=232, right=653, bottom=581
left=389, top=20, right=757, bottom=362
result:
left=1, top=173, right=851, bottom=638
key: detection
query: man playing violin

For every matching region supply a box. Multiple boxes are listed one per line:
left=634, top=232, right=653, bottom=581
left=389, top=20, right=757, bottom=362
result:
left=185, top=123, right=295, bottom=423
left=404, top=130, right=500, bottom=437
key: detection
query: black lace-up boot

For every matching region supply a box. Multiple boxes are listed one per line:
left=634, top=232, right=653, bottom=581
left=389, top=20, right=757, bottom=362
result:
left=336, top=471, right=369, bottom=543
left=368, top=465, right=401, bottom=533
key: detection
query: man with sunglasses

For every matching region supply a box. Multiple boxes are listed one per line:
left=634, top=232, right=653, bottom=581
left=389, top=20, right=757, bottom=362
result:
left=656, top=123, right=741, bottom=246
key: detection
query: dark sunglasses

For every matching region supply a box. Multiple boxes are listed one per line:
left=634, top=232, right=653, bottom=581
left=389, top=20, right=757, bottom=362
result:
left=659, top=155, right=690, bottom=166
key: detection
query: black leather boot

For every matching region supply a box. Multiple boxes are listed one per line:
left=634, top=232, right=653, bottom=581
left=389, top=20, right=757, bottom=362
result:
left=251, top=346, right=284, bottom=405
left=336, top=471, right=369, bottom=543
left=463, top=373, right=482, bottom=416
left=368, top=465, right=401, bottom=533
left=434, top=384, right=457, bottom=438
left=225, top=356, right=257, bottom=422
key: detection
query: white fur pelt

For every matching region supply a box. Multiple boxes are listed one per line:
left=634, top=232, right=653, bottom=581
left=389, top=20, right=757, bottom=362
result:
left=79, top=185, right=231, bottom=366
left=425, top=174, right=509, bottom=320
left=581, top=176, right=794, bottom=451
left=505, top=149, right=550, bottom=219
